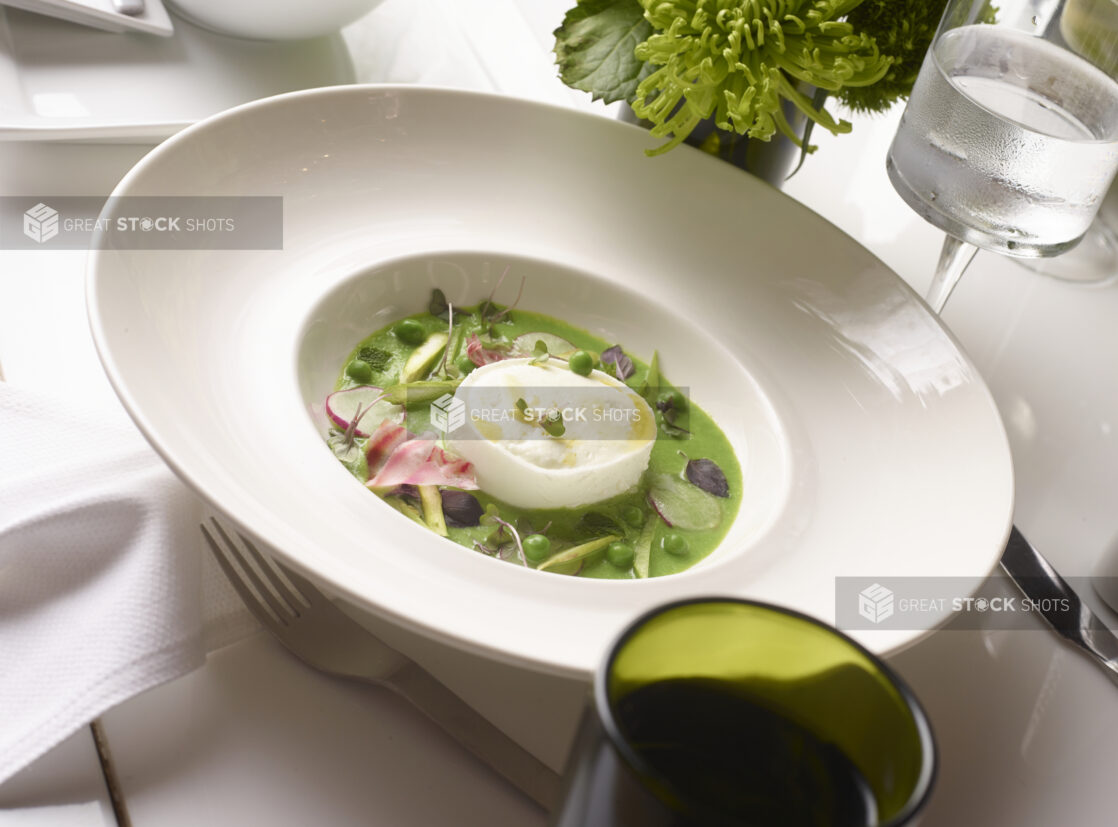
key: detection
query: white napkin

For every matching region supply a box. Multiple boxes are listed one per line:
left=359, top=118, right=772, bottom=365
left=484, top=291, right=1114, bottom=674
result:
left=0, top=382, right=253, bottom=785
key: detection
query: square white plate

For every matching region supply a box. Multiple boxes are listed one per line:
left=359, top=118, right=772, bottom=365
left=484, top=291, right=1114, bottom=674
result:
left=1, top=0, right=173, bottom=36
left=0, top=6, right=355, bottom=142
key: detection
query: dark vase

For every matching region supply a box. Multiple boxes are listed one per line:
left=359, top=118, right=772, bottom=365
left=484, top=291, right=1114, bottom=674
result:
left=617, top=97, right=811, bottom=188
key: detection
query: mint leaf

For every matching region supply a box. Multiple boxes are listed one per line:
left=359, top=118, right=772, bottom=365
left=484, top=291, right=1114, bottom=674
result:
left=554, top=0, right=653, bottom=104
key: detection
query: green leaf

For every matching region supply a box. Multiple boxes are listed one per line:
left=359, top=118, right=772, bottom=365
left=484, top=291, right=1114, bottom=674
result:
left=529, top=339, right=550, bottom=366
left=554, top=0, right=653, bottom=104
left=328, top=432, right=368, bottom=481
left=357, top=346, right=393, bottom=373
left=648, top=473, right=721, bottom=531
left=579, top=511, right=626, bottom=539
left=786, top=87, right=829, bottom=180
left=428, top=288, right=449, bottom=318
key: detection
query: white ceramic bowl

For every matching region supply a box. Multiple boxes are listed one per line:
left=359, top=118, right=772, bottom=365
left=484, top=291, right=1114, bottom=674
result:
left=87, top=86, right=1014, bottom=677
left=167, top=0, right=385, bottom=40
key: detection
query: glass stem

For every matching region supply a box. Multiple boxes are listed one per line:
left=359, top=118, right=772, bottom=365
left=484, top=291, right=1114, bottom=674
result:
left=926, top=235, right=978, bottom=314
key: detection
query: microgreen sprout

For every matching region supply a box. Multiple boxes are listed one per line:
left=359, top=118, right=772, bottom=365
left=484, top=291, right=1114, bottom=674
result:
left=489, top=274, right=526, bottom=323
left=529, top=339, right=549, bottom=366
left=336, top=393, right=388, bottom=449
left=477, top=504, right=527, bottom=565
left=428, top=288, right=449, bottom=317
left=478, top=265, right=510, bottom=321
left=542, top=409, right=566, bottom=438
left=492, top=516, right=526, bottom=566
left=515, top=397, right=566, bottom=438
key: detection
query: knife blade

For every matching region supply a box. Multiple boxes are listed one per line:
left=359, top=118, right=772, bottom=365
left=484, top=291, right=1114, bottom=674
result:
left=1000, top=525, right=1118, bottom=681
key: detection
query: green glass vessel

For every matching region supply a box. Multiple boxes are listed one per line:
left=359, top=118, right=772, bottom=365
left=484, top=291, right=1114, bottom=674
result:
left=553, top=599, right=936, bottom=827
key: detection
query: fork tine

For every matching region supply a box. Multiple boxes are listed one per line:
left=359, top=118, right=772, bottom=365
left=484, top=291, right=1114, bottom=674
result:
left=203, top=520, right=296, bottom=624
left=240, top=537, right=333, bottom=610
left=235, top=531, right=314, bottom=611
left=201, top=523, right=282, bottom=629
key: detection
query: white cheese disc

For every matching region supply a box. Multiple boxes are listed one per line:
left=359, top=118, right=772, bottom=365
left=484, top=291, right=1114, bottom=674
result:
left=446, top=358, right=656, bottom=509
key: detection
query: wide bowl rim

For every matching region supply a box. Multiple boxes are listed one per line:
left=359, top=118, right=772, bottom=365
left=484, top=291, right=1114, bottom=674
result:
left=86, top=83, right=1015, bottom=677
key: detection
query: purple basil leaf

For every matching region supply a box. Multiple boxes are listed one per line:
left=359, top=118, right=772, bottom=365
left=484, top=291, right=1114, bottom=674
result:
left=441, top=489, right=485, bottom=527
left=392, top=484, right=420, bottom=501
left=600, top=345, right=634, bottom=381
left=685, top=459, right=729, bottom=498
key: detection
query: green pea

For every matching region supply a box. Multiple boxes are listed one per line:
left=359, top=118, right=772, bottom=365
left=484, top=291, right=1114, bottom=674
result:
left=657, top=389, right=688, bottom=412
left=455, top=355, right=477, bottom=375
left=394, top=318, right=428, bottom=346
left=568, top=350, right=594, bottom=376
left=345, top=359, right=373, bottom=382
left=523, top=534, right=551, bottom=563
left=622, top=505, right=645, bottom=527
left=660, top=531, right=688, bottom=556
left=606, top=541, right=634, bottom=568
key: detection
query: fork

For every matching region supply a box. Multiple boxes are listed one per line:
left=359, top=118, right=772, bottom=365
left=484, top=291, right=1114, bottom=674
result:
left=201, top=518, right=562, bottom=811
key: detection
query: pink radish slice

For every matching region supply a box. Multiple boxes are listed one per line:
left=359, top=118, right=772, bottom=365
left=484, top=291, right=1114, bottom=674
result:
left=512, top=332, right=577, bottom=357
left=366, top=419, right=410, bottom=473
left=325, top=386, right=400, bottom=438
left=647, top=473, right=721, bottom=531
left=647, top=493, right=673, bottom=527
left=367, top=438, right=479, bottom=489
left=466, top=334, right=509, bottom=367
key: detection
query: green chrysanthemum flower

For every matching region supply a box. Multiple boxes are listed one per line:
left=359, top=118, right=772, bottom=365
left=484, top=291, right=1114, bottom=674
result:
left=837, top=0, right=948, bottom=113
left=632, top=0, right=892, bottom=154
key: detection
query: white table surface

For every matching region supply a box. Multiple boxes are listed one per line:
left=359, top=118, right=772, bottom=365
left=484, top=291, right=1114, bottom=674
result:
left=5, top=1, right=1118, bottom=825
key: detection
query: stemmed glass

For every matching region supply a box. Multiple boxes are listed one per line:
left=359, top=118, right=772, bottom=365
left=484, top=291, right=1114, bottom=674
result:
left=886, top=0, right=1118, bottom=313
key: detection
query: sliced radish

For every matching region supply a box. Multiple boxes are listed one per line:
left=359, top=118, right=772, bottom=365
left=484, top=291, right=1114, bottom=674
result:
left=365, top=419, right=410, bottom=472
left=466, top=333, right=510, bottom=367
left=367, top=437, right=479, bottom=489
left=325, top=386, right=401, bottom=438
left=513, top=332, right=577, bottom=357
left=647, top=473, right=721, bottom=531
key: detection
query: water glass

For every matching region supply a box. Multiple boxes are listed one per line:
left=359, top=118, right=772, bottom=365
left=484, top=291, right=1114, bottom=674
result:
left=888, top=0, right=1118, bottom=258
